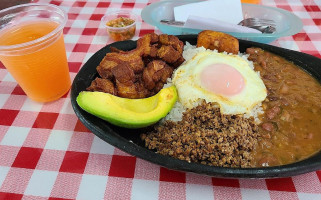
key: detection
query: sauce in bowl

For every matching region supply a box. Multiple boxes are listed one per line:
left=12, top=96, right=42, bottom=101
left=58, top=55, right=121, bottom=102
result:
left=105, top=17, right=136, bottom=41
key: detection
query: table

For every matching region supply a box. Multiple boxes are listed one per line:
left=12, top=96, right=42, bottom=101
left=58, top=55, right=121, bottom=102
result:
left=0, top=0, right=321, bottom=199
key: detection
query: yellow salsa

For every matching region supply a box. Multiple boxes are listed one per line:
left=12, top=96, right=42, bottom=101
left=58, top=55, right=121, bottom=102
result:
left=106, top=17, right=136, bottom=41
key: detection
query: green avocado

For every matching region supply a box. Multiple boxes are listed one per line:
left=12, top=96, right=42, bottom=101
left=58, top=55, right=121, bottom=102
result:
left=76, top=86, right=177, bottom=128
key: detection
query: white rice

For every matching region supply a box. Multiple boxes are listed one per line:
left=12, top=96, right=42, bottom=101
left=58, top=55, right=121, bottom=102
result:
left=163, top=42, right=264, bottom=124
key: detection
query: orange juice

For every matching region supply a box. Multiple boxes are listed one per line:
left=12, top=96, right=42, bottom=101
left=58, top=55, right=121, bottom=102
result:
left=0, top=20, right=70, bottom=102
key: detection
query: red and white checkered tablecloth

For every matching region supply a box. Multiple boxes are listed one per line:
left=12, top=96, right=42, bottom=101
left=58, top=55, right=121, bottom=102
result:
left=0, top=0, right=321, bottom=199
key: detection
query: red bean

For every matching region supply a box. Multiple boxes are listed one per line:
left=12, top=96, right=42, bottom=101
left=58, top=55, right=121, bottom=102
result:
left=279, top=84, right=289, bottom=94
left=268, top=96, right=279, bottom=101
left=260, top=60, right=267, bottom=68
left=266, top=106, right=281, bottom=120
left=246, top=48, right=257, bottom=55
left=261, top=122, right=274, bottom=132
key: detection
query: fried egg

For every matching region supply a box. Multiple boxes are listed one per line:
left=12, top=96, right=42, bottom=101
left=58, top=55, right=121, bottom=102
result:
left=172, top=51, right=267, bottom=115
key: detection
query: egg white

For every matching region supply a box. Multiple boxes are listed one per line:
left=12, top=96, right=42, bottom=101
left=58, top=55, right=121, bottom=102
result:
left=172, top=51, right=267, bottom=115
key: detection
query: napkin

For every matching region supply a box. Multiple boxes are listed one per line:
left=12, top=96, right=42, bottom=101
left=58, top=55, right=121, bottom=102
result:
left=174, top=0, right=261, bottom=33
left=185, top=15, right=261, bottom=33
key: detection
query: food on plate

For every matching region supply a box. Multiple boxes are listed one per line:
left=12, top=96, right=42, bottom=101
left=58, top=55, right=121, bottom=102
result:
left=77, top=86, right=177, bottom=128
left=141, top=101, right=259, bottom=168
left=87, top=33, right=184, bottom=98
left=142, top=40, right=267, bottom=168
left=196, top=30, right=239, bottom=54
left=141, top=31, right=321, bottom=168
left=246, top=47, right=321, bottom=167
left=79, top=30, right=321, bottom=168
left=172, top=51, right=267, bottom=115
left=105, top=17, right=136, bottom=41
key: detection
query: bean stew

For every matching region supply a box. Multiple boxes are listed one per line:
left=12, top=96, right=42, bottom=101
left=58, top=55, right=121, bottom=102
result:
left=247, top=47, right=321, bottom=167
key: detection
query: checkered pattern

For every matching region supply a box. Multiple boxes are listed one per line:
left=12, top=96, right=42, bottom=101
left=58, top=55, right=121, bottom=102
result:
left=0, top=0, right=321, bottom=199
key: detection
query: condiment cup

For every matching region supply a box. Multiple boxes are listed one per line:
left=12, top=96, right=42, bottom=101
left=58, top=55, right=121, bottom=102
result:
left=101, top=10, right=139, bottom=41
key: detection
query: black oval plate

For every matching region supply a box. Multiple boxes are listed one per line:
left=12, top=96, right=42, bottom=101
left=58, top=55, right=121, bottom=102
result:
left=71, top=35, right=321, bottom=178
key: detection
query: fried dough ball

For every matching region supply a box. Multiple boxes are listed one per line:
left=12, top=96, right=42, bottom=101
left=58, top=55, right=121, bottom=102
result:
left=196, top=30, right=239, bottom=54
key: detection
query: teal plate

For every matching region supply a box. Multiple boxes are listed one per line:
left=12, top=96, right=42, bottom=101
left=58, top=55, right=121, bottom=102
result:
left=141, top=0, right=303, bottom=43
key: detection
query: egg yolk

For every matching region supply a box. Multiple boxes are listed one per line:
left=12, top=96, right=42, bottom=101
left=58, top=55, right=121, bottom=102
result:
left=200, top=63, right=245, bottom=96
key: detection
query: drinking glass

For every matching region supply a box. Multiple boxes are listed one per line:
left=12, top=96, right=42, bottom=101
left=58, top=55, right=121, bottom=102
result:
left=0, top=3, right=71, bottom=102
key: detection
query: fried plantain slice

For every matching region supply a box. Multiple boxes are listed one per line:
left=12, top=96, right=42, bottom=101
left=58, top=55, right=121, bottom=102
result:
left=196, top=30, right=239, bottom=54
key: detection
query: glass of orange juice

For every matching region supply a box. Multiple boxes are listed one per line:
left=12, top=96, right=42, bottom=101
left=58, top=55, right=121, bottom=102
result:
left=0, top=3, right=71, bottom=103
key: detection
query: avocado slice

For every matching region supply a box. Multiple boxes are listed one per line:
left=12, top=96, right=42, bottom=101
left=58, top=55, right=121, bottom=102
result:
left=76, top=86, right=177, bottom=128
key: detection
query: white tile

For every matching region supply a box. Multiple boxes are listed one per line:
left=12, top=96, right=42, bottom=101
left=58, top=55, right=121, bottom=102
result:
left=77, top=174, right=108, bottom=200
left=297, top=193, right=321, bottom=200
left=278, top=40, right=300, bottom=51
left=92, top=35, right=108, bottom=45
left=60, top=99, right=75, bottom=114
left=131, top=8, right=142, bottom=17
left=0, top=94, right=10, bottom=108
left=312, top=41, right=321, bottom=51
left=131, top=179, right=159, bottom=200
left=303, top=26, right=321, bottom=33
left=136, top=0, right=149, bottom=3
left=66, top=52, right=71, bottom=58
left=241, top=188, right=270, bottom=200
left=0, top=166, right=10, bottom=187
left=261, top=0, right=276, bottom=6
left=20, top=98, right=43, bottom=112
left=71, top=20, right=87, bottom=28
left=286, top=0, right=303, bottom=6
left=44, top=130, right=73, bottom=150
left=0, top=126, right=30, bottom=146
left=2, top=73, right=15, bottom=82
left=25, top=170, right=58, bottom=197
left=83, top=53, right=95, bottom=63
left=59, top=6, right=70, bottom=14
left=186, top=184, right=214, bottom=200
left=110, top=0, right=125, bottom=3
left=64, top=34, right=81, bottom=44
left=90, top=136, right=115, bottom=155
left=293, top=11, right=311, bottom=18
left=80, top=7, right=96, bottom=14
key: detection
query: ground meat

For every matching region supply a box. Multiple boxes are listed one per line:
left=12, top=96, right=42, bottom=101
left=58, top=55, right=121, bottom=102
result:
left=141, top=101, right=260, bottom=168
